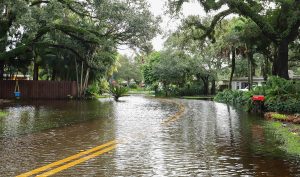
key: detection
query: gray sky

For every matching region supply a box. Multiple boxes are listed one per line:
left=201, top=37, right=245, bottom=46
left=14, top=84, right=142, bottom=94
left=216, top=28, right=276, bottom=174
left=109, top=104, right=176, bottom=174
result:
left=118, top=0, right=206, bottom=56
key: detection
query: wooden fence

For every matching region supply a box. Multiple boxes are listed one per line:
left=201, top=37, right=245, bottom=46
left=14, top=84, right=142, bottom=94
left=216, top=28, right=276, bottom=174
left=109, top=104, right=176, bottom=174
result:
left=0, top=80, right=77, bottom=99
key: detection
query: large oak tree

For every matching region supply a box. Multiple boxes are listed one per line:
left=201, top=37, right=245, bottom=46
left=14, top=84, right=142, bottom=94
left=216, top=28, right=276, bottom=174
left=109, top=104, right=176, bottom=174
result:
left=169, top=0, right=300, bottom=79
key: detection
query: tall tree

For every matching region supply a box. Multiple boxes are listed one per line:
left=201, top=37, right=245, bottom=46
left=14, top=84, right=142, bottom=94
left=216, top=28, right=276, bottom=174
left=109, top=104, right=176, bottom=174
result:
left=169, top=0, right=300, bottom=79
left=0, top=0, right=160, bottom=80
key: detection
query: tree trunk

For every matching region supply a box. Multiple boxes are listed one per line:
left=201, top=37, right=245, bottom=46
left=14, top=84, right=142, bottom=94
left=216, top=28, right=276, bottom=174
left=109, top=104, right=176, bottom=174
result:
left=0, top=61, right=4, bottom=80
left=211, top=78, right=216, bottom=95
left=272, top=40, right=289, bottom=79
left=0, top=20, right=9, bottom=81
left=51, top=68, right=56, bottom=81
left=74, top=58, right=79, bottom=98
left=83, top=68, right=90, bottom=94
left=229, top=47, right=236, bottom=90
left=80, top=61, right=84, bottom=97
left=247, top=51, right=253, bottom=90
left=163, top=82, right=168, bottom=97
left=262, top=57, right=270, bottom=81
left=201, top=76, right=209, bottom=95
left=33, top=62, right=39, bottom=80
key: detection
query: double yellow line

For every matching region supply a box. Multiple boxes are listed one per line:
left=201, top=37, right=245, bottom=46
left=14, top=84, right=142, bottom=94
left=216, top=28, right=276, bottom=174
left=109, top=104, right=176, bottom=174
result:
left=16, top=99, right=186, bottom=177
left=16, top=140, right=117, bottom=177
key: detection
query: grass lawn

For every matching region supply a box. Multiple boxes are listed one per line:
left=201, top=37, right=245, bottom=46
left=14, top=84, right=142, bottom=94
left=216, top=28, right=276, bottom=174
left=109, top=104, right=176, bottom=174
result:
left=266, top=121, right=300, bottom=155
left=181, top=96, right=214, bottom=100
left=128, top=89, right=154, bottom=95
left=96, top=95, right=110, bottom=99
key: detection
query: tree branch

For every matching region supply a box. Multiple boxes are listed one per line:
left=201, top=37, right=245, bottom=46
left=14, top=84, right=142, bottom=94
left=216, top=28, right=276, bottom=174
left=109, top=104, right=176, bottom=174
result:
left=183, top=9, right=233, bottom=41
left=227, top=0, right=278, bottom=42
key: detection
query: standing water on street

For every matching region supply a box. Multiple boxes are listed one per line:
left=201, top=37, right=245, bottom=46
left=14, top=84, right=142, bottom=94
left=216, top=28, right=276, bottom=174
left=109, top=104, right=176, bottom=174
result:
left=0, top=96, right=299, bottom=176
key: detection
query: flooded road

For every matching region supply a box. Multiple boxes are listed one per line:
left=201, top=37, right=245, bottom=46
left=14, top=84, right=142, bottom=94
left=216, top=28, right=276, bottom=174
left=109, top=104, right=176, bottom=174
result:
left=0, top=96, right=300, bottom=176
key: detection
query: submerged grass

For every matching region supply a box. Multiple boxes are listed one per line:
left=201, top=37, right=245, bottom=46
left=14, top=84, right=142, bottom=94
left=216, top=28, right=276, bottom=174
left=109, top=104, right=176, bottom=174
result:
left=96, top=95, right=110, bottom=99
left=128, top=89, right=154, bottom=95
left=266, top=121, right=300, bottom=155
left=0, top=111, right=8, bottom=118
left=181, top=96, right=213, bottom=100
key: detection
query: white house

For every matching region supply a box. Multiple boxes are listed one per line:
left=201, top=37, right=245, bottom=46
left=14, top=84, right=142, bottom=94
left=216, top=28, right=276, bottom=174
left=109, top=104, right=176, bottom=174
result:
left=220, top=70, right=300, bottom=90
left=221, top=77, right=265, bottom=90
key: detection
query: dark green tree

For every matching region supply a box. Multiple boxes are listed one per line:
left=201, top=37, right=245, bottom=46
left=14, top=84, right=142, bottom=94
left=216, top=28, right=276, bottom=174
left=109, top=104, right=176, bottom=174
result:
left=169, top=0, right=300, bottom=79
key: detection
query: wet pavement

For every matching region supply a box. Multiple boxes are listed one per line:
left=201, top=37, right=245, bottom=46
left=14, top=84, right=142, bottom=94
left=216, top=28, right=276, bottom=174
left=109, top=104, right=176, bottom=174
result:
left=0, top=96, right=300, bottom=176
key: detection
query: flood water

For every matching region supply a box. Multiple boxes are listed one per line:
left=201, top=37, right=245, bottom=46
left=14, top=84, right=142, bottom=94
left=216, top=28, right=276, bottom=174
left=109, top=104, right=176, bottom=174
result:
left=0, top=96, right=299, bottom=176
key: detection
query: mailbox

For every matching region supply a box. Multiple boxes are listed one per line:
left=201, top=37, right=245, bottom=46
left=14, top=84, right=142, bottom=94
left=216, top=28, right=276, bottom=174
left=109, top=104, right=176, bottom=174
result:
left=252, top=95, right=265, bottom=101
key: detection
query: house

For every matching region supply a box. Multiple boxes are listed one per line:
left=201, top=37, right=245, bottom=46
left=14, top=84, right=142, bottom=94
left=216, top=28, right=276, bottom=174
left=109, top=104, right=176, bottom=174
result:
left=221, top=77, right=266, bottom=90
left=220, top=70, right=300, bottom=91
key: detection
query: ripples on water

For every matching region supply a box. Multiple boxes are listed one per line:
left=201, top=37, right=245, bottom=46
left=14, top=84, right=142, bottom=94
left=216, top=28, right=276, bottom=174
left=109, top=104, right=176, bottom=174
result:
left=0, top=96, right=300, bottom=176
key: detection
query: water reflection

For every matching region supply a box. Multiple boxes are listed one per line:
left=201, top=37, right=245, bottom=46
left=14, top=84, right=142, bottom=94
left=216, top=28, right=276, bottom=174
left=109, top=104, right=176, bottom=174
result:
left=0, top=96, right=299, bottom=176
left=109, top=99, right=300, bottom=176
left=0, top=100, right=115, bottom=137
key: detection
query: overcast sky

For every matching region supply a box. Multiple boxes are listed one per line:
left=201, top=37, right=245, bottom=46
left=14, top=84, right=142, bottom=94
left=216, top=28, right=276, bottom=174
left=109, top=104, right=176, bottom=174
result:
left=118, top=0, right=206, bottom=56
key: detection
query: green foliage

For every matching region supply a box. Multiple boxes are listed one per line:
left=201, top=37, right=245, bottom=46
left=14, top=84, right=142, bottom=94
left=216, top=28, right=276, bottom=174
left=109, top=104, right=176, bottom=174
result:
left=176, top=84, right=204, bottom=96
left=129, top=83, right=138, bottom=89
left=109, top=85, right=128, bottom=101
left=0, top=111, right=8, bottom=118
left=262, top=77, right=300, bottom=113
left=168, top=0, right=300, bottom=79
left=151, top=50, right=191, bottom=86
left=266, top=122, right=300, bottom=155
left=215, top=77, right=300, bottom=113
left=214, top=89, right=250, bottom=105
left=114, top=55, right=143, bottom=84
left=271, top=113, right=287, bottom=120
left=85, top=83, right=100, bottom=98
left=98, top=79, right=110, bottom=95
left=0, top=0, right=159, bottom=90
left=142, top=52, right=161, bottom=85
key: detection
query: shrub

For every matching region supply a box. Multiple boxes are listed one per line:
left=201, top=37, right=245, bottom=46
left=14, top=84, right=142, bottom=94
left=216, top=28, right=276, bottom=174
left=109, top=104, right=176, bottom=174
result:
left=99, top=79, right=110, bottom=94
left=110, top=85, right=128, bottom=101
left=176, top=84, right=203, bottom=96
left=129, top=83, right=138, bottom=89
left=262, top=77, right=300, bottom=113
left=214, top=89, right=250, bottom=105
left=214, top=77, right=300, bottom=113
left=85, top=83, right=100, bottom=98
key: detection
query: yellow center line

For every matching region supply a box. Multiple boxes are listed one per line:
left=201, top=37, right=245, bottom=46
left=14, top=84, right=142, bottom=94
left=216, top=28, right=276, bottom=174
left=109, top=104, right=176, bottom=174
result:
left=37, top=145, right=117, bottom=177
left=16, top=99, right=185, bottom=177
left=16, top=140, right=116, bottom=177
left=162, top=101, right=185, bottom=125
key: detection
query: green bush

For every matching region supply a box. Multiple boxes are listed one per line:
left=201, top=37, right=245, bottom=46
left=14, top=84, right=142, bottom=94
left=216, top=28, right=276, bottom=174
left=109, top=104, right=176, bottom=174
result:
left=110, top=85, right=128, bottom=101
left=129, top=83, right=138, bottom=89
left=99, top=79, right=110, bottom=94
left=176, top=84, right=203, bottom=96
left=214, top=77, right=300, bottom=113
left=154, top=83, right=204, bottom=97
left=262, top=77, right=300, bottom=113
left=214, top=89, right=250, bottom=105
left=85, top=83, right=100, bottom=97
